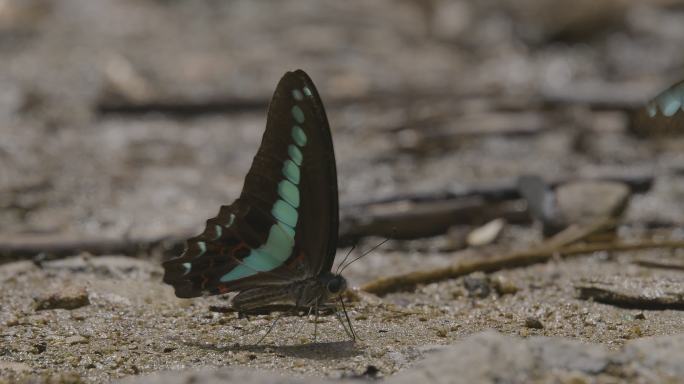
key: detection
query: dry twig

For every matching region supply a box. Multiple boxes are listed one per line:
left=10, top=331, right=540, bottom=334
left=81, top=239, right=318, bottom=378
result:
left=576, top=283, right=684, bottom=310
left=359, top=217, right=684, bottom=296
left=0, top=233, right=187, bottom=264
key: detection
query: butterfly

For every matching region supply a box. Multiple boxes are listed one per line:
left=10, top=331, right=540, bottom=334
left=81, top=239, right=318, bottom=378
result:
left=162, top=70, right=356, bottom=342
left=630, top=78, right=684, bottom=136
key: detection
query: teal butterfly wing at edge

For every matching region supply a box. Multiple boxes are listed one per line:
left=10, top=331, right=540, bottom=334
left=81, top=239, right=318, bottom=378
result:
left=630, top=79, right=684, bottom=136
left=648, top=80, right=684, bottom=118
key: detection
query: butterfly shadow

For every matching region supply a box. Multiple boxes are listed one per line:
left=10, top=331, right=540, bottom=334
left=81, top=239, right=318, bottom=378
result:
left=184, top=339, right=361, bottom=360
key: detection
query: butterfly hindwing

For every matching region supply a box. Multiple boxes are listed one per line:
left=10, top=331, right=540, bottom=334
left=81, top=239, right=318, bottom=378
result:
left=162, top=201, right=303, bottom=298
left=163, top=70, right=339, bottom=298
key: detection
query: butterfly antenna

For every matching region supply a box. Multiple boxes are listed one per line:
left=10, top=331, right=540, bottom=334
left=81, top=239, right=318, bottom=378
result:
left=335, top=244, right=357, bottom=275
left=339, top=237, right=390, bottom=274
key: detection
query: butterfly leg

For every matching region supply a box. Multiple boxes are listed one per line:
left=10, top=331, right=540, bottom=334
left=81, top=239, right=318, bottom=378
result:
left=255, top=312, right=284, bottom=345
left=295, top=305, right=314, bottom=337
left=313, top=299, right=319, bottom=343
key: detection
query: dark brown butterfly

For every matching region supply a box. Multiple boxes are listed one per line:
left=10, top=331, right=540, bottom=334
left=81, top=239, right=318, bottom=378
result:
left=162, top=70, right=355, bottom=341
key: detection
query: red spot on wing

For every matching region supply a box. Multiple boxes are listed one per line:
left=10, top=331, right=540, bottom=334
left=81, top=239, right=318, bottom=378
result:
left=232, top=242, right=250, bottom=258
left=283, top=251, right=306, bottom=270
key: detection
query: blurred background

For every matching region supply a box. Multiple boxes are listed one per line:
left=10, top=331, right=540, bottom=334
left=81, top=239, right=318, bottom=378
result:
left=3, top=1, right=684, bottom=381
left=1, top=0, right=684, bottom=254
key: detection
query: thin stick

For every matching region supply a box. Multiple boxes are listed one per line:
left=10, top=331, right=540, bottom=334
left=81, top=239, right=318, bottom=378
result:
left=359, top=217, right=684, bottom=296
left=0, top=233, right=189, bottom=261
left=631, top=258, right=684, bottom=271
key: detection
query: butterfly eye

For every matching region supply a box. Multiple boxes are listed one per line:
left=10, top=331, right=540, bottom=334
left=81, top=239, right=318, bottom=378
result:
left=327, top=277, right=344, bottom=294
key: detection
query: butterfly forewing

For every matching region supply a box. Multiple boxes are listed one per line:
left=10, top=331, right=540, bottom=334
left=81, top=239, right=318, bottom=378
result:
left=241, top=70, right=339, bottom=277
left=163, top=70, right=339, bottom=298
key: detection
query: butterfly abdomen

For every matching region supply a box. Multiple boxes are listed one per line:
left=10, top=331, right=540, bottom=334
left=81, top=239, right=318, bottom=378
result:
left=231, top=286, right=293, bottom=311
left=231, top=275, right=333, bottom=311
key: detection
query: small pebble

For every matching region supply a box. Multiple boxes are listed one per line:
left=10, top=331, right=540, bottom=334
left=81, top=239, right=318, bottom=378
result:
left=464, top=272, right=491, bottom=298
left=33, top=342, right=47, bottom=354
left=561, top=371, right=591, bottom=384
left=369, top=347, right=386, bottom=358
left=235, top=353, right=251, bottom=364
left=525, top=317, right=544, bottom=329
left=66, top=335, right=89, bottom=345
left=492, top=275, right=519, bottom=295
left=627, top=325, right=642, bottom=339
left=34, top=286, right=90, bottom=311
left=466, top=218, right=505, bottom=247
left=360, top=365, right=380, bottom=379
left=556, top=181, right=630, bottom=224
left=4, top=316, right=20, bottom=326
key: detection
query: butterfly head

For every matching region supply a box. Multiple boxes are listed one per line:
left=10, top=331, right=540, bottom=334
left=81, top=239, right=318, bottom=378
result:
left=321, top=273, right=347, bottom=297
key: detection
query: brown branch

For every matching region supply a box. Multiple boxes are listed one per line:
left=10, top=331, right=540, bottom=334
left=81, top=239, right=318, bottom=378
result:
left=393, top=112, right=550, bottom=155
left=97, top=98, right=270, bottom=116
left=96, top=89, right=489, bottom=117
left=359, top=217, right=647, bottom=296
left=1, top=200, right=524, bottom=261
left=0, top=233, right=188, bottom=264
left=337, top=173, right=652, bottom=245
left=576, top=285, right=684, bottom=310
left=632, top=258, right=684, bottom=271
left=96, top=81, right=654, bottom=118
left=339, top=198, right=528, bottom=244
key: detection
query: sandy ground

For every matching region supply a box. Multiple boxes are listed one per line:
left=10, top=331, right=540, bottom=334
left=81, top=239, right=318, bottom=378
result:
left=1, top=242, right=683, bottom=382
